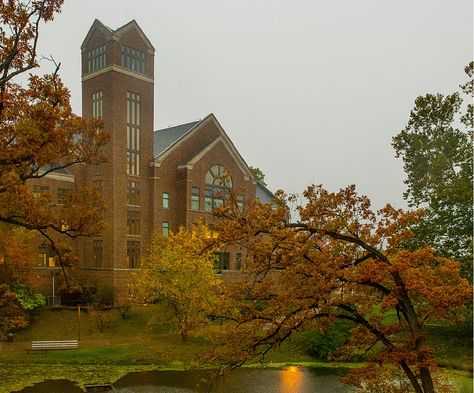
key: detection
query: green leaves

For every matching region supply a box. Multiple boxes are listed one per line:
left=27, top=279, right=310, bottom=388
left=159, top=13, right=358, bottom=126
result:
left=392, top=64, right=473, bottom=265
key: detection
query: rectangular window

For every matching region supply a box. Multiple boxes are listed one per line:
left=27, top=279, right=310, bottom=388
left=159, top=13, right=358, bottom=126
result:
left=87, top=45, right=106, bottom=73
left=237, top=195, right=244, bottom=212
left=236, top=253, right=242, bottom=271
left=127, top=211, right=140, bottom=235
left=127, top=181, right=140, bottom=206
left=204, top=188, right=213, bottom=212
left=126, top=92, right=141, bottom=176
left=32, top=185, right=49, bottom=198
left=213, top=252, right=230, bottom=273
left=57, top=188, right=71, bottom=205
left=191, top=187, right=200, bottom=210
left=162, top=192, right=169, bottom=209
left=92, top=91, right=103, bottom=118
left=162, top=221, right=169, bottom=237
left=36, top=246, right=56, bottom=268
left=93, top=240, right=103, bottom=268
left=127, top=241, right=140, bottom=269
left=121, top=45, right=145, bottom=73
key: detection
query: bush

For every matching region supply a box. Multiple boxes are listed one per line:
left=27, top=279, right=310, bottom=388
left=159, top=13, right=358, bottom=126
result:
left=57, top=280, right=96, bottom=306
left=297, top=320, right=354, bottom=360
left=12, top=283, right=45, bottom=313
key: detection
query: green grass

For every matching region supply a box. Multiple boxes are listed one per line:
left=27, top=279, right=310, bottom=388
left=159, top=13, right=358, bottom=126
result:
left=1, top=306, right=472, bottom=392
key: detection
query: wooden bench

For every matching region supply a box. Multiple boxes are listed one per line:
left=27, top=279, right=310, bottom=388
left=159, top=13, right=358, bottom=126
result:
left=27, top=340, right=79, bottom=354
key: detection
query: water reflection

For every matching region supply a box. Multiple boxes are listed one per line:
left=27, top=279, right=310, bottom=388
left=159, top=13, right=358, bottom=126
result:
left=13, top=367, right=351, bottom=393
left=279, top=366, right=303, bottom=392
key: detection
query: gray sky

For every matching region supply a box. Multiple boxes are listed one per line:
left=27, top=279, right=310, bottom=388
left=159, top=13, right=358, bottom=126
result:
left=37, top=0, right=472, bottom=210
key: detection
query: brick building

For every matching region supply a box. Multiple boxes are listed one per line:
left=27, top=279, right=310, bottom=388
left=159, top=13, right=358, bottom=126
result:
left=31, top=19, right=273, bottom=299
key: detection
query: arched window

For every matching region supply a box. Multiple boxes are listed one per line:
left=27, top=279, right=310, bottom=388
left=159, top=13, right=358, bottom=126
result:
left=204, top=164, right=232, bottom=211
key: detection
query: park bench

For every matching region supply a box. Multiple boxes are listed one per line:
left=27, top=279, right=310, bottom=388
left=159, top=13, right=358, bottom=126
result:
left=27, top=339, right=79, bottom=354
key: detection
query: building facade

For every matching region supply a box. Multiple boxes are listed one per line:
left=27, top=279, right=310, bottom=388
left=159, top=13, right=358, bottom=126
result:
left=31, top=20, right=272, bottom=299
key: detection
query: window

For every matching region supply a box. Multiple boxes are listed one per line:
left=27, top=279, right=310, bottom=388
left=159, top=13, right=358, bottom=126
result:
left=237, top=195, right=244, bottom=212
left=236, top=253, right=242, bottom=271
left=162, top=221, right=169, bottom=237
left=127, top=181, right=140, bottom=206
left=32, top=185, right=49, bottom=198
left=191, top=187, right=200, bottom=210
left=93, top=240, right=103, bottom=268
left=127, top=241, right=140, bottom=269
left=127, top=211, right=140, bottom=235
left=204, top=165, right=232, bottom=212
left=92, top=91, right=103, bottom=118
left=213, top=252, right=230, bottom=273
left=162, top=192, right=169, bottom=209
left=36, top=246, right=56, bottom=268
left=126, top=92, right=141, bottom=175
left=121, top=45, right=145, bottom=73
left=87, top=45, right=106, bottom=73
left=57, top=188, right=71, bottom=205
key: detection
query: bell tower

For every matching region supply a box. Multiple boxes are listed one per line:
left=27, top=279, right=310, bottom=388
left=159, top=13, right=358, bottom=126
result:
left=80, top=19, right=155, bottom=291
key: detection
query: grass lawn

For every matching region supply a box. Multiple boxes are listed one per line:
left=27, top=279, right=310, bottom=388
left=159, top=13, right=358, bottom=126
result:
left=0, top=306, right=472, bottom=393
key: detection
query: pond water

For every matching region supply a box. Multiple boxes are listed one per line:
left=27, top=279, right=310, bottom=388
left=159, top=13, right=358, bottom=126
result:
left=13, top=367, right=351, bottom=393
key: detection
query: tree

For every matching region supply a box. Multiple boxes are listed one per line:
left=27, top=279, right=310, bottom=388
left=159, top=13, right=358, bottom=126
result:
left=392, top=62, right=473, bottom=276
left=210, top=185, right=471, bottom=393
left=249, top=166, right=267, bottom=186
left=135, top=224, right=221, bottom=341
left=0, top=1, right=108, bottom=274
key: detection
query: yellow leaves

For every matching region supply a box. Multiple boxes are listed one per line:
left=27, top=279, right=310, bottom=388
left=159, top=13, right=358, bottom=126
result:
left=135, top=223, right=222, bottom=340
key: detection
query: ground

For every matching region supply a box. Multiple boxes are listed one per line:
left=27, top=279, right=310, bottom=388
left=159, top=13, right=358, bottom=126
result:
left=0, top=306, right=471, bottom=393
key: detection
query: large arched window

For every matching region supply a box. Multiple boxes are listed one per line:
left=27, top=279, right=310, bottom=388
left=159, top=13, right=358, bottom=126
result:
left=204, top=164, right=232, bottom=211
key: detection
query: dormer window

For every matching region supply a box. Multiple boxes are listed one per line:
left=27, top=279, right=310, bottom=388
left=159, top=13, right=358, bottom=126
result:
left=87, top=45, right=106, bottom=73
left=121, top=45, right=145, bottom=73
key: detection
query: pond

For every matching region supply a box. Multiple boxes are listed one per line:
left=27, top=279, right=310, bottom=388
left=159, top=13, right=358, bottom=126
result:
left=13, top=367, right=351, bottom=393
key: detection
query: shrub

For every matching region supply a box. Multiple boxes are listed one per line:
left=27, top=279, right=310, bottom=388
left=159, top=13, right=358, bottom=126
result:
left=297, top=320, right=354, bottom=360
left=12, top=283, right=45, bottom=313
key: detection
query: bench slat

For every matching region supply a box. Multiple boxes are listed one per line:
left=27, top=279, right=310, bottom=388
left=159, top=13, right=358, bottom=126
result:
left=27, top=340, right=79, bottom=354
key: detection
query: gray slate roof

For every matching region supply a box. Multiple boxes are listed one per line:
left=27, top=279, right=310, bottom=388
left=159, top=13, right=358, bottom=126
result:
left=256, top=181, right=275, bottom=204
left=153, top=120, right=200, bottom=157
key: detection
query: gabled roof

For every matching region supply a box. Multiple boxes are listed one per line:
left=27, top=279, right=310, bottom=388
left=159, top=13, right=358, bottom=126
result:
left=81, top=19, right=155, bottom=53
left=153, top=114, right=256, bottom=183
left=153, top=120, right=200, bottom=157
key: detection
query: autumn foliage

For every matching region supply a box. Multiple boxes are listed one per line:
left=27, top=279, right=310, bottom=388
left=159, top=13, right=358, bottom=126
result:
left=136, top=224, right=221, bottom=341
left=210, top=185, right=471, bottom=393
left=0, top=1, right=108, bottom=264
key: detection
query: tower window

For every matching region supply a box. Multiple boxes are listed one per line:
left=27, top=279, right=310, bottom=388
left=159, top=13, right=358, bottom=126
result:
left=127, top=241, right=140, bottom=269
left=127, top=181, right=140, bottom=206
left=121, top=45, right=145, bottom=73
left=162, top=192, right=169, bottom=209
left=126, top=92, right=141, bottom=176
left=92, top=91, right=103, bottom=118
left=87, top=45, right=106, bottom=73
left=127, top=211, right=140, bottom=235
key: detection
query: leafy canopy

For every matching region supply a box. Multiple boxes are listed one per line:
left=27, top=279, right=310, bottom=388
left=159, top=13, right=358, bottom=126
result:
left=136, top=224, right=221, bottom=341
left=0, top=1, right=108, bottom=271
left=392, top=62, right=473, bottom=265
left=210, top=186, right=471, bottom=393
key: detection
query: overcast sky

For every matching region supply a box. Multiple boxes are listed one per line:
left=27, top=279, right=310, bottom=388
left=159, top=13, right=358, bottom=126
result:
left=37, top=0, right=472, bottom=210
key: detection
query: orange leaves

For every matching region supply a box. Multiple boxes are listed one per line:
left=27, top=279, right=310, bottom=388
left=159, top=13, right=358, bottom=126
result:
left=212, top=183, right=471, bottom=392
left=0, top=1, right=108, bottom=260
